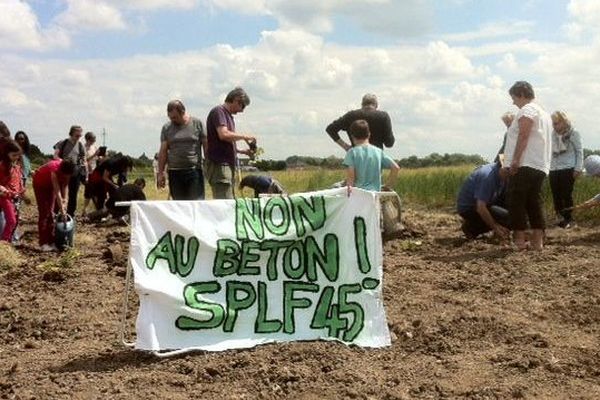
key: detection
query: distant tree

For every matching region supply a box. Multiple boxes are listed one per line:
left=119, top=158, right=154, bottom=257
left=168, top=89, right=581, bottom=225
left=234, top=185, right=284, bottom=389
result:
left=29, top=144, right=51, bottom=166
left=583, top=148, right=600, bottom=158
left=397, top=153, right=486, bottom=168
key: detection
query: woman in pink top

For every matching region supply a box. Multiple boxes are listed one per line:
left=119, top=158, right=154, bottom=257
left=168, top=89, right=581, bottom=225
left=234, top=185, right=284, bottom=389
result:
left=0, top=140, right=27, bottom=242
left=32, top=159, right=75, bottom=251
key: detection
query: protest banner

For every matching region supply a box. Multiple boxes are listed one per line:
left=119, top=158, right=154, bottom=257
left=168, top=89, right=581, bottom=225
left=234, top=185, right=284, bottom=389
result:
left=129, top=188, right=391, bottom=352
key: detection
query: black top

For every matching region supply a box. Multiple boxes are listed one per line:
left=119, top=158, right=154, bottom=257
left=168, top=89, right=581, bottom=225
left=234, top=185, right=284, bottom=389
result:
left=95, top=156, right=126, bottom=177
left=107, top=184, right=146, bottom=217
left=326, top=108, right=394, bottom=149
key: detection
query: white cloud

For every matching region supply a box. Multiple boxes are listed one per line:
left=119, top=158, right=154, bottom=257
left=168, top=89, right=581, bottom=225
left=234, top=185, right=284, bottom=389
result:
left=565, top=0, right=600, bottom=41
left=424, top=41, right=478, bottom=78
left=0, top=0, right=70, bottom=51
left=204, top=0, right=433, bottom=37
left=55, top=0, right=126, bottom=31
left=497, top=53, right=518, bottom=71
left=116, top=0, right=198, bottom=10
left=442, top=21, right=535, bottom=42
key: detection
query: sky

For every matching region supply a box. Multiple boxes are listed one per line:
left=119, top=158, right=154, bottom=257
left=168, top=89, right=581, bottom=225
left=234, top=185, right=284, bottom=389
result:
left=1, top=0, right=599, bottom=161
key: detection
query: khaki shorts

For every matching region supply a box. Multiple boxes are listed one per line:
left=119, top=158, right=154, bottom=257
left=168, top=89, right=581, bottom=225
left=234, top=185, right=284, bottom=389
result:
left=205, top=159, right=235, bottom=199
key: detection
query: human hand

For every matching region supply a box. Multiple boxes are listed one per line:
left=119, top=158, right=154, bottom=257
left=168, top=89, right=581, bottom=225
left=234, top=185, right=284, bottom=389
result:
left=493, top=224, right=510, bottom=239
left=157, top=172, right=166, bottom=189
left=508, top=162, right=519, bottom=176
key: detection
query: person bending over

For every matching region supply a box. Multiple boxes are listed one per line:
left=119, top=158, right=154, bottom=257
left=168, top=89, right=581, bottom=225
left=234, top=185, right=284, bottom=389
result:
left=456, top=162, right=510, bottom=240
left=239, top=175, right=285, bottom=198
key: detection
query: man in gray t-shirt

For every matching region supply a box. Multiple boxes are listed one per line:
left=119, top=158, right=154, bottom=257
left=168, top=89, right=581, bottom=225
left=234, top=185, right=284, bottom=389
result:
left=53, top=125, right=87, bottom=217
left=157, top=100, right=207, bottom=200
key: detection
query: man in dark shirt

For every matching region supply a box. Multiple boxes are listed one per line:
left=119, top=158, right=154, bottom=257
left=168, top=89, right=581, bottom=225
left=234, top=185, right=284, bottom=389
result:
left=326, top=93, right=395, bottom=151
left=205, top=87, right=256, bottom=199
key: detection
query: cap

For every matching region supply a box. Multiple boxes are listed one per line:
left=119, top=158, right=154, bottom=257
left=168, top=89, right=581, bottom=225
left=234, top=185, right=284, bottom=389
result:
left=584, top=155, right=600, bottom=176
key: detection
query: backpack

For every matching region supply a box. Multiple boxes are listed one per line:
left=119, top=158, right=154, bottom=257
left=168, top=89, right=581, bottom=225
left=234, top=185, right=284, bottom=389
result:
left=58, top=139, right=86, bottom=167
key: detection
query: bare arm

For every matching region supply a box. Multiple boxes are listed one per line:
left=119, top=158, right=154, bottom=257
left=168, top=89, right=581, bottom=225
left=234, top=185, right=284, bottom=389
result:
left=346, top=167, right=355, bottom=196
left=103, top=169, right=117, bottom=188
left=157, top=140, right=168, bottom=188
left=509, top=116, right=533, bottom=175
left=476, top=200, right=509, bottom=238
left=385, top=162, right=400, bottom=189
left=51, top=172, right=67, bottom=215
left=216, top=126, right=255, bottom=143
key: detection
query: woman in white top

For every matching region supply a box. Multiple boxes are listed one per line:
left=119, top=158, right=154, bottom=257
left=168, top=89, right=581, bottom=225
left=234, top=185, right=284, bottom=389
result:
left=504, top=81, right=553, bottom=251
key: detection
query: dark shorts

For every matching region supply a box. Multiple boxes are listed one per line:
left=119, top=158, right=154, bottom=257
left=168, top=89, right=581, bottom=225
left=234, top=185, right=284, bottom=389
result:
left=507, top=166, right=547, bottom=230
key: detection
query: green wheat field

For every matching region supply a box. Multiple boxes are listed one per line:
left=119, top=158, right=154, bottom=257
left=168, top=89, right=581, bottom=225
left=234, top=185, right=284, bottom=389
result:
left=124, top=165, right=600, bottom=222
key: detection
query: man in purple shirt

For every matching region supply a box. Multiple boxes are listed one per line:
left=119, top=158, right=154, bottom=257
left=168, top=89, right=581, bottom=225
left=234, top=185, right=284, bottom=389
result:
left=205, top=87, right=256, bottom=199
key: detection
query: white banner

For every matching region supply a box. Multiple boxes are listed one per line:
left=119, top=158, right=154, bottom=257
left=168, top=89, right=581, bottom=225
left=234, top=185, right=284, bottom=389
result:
left=129, top=188, right=391, bottom=352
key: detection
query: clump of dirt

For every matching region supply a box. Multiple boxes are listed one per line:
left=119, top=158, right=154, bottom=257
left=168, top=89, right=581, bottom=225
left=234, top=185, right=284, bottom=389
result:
left=1, top=206, right=600, bottom=399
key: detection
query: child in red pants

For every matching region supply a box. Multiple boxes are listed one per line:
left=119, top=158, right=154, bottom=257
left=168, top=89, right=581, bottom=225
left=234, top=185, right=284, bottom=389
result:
left=32, top=159, right=75, bottom=251
left=0, top=140, right=28, bottom=243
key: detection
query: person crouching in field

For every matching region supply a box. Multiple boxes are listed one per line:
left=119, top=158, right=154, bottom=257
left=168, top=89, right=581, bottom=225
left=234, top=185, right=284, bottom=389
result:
left=0, top=140, right=29, bottom=243
left=239, top=175, right=285, bottom=198
left=86, top=178, right=147, bottom=224
left=32, top=159, right=75, bottom=252
left=343, top=120, right=400, bottom=195
left=87, top=155, right=133, bottom=211
left=456, top=160, right=510, bottom=240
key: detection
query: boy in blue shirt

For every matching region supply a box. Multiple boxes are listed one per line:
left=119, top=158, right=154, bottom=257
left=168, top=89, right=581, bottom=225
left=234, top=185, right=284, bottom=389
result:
left=343, top=120, right=400, bottom=195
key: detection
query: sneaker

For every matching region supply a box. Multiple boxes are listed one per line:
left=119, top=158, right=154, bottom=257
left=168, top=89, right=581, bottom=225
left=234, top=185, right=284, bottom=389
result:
left=563, top=221, right=576, bottom=229
left=40, top=244, right=57, bottom=252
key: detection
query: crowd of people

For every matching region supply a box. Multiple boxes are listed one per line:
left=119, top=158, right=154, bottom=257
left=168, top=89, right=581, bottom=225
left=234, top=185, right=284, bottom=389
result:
left=2, top=82, right=600, bottom=253
left=457, top=80, right=600, bottom=250
left=0, top=121, right=137, bottom=251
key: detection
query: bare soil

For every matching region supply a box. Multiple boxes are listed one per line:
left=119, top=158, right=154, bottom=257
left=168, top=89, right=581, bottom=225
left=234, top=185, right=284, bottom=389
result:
left=2, top=206, right=600, bottom=399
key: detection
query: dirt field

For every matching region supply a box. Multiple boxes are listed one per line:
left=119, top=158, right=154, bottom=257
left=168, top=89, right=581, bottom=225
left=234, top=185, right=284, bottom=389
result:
left=2, top=206, right=600, bottom=400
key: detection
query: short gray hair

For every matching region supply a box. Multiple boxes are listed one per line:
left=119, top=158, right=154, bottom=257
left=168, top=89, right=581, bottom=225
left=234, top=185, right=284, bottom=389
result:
left=361, top=93, right=378, bottom=108
left=167, top=99, right=185, bottom=114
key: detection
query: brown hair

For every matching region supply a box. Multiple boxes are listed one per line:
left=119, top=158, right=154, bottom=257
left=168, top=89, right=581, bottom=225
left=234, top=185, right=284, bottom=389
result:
left=349, top=120, right=370, bottom=140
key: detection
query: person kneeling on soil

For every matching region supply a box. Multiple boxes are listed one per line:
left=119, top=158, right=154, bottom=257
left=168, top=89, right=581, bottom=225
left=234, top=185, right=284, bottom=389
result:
left=87, top=178, right=147, bottom=224
left=456, top=161, right=510, bottom=240
left=239, top=174, right=285, bottom=198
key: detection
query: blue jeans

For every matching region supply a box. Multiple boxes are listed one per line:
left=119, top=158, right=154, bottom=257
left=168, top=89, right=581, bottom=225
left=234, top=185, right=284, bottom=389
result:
left=168, top=168, right=205, bottom=200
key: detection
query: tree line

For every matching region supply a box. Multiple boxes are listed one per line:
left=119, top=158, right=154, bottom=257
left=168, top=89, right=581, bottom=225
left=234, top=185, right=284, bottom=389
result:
left=30, top=144, right=600, bottom=172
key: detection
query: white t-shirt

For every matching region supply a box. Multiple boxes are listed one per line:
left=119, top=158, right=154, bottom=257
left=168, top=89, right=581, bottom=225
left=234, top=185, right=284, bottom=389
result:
left=503, top=102, right=552, bottom=174
left=85, top=143, right=99, bottom=171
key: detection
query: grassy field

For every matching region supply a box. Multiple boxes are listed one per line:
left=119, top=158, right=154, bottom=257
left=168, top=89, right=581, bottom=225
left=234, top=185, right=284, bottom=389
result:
left=131, top=165, right=600, bottom=217
left=38, top=164, right=599, bottom=222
